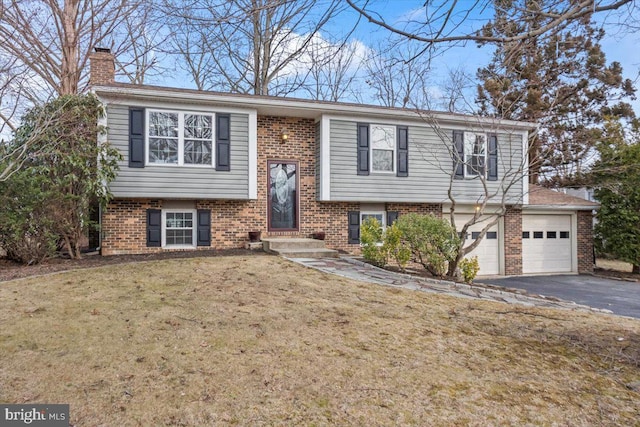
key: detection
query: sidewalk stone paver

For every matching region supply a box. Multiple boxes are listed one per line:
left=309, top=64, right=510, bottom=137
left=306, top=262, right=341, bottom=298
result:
left=288, top=256, right=612, bottom=314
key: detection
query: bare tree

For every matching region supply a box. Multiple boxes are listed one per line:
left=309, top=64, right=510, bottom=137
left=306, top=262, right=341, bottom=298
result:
left=415, top=111, right=535, bottom=276
left=300, top=35, right=363, bottom=102
left=0, top=55, right=28, bottom=136
left=165, top=0, right=346, bottom=96
left=346, top=0, right=635, bottom=47
left=116, top=2, right=170, bottom=85
left=0, top=0, right=163, bottom=175
left=0, top=100, right=74, bottom=181
left=439, top=67, right=476, bottom=114
left=399, top=70, right=540, bottom=277
left=0, top=0, right=163, bottom=99
left=168, top=21, right=220, bottom=91
left=363, top=39, right=432, bottom=108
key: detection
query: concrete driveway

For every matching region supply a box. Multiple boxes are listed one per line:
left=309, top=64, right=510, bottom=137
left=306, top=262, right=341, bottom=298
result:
left=482, top=275, right=640, bottom=319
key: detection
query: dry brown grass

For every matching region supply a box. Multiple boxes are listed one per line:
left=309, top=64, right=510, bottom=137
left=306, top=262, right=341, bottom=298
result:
left=597, top=258, right=634, bottom=273
left=1, top=255, right=639, bottom=426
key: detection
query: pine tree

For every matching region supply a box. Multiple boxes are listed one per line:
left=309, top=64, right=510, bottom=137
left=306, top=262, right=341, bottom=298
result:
left=592, top=118, right=640, bottom=274
left=476, top=0, right=636, bottom=186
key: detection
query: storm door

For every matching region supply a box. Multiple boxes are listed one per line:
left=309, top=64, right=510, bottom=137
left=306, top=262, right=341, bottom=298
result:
left=268, top=161, right=299, bottom=231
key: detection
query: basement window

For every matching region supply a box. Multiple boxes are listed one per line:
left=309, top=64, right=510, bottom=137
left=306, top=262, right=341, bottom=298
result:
left=163, top=210, right=196, bottom=247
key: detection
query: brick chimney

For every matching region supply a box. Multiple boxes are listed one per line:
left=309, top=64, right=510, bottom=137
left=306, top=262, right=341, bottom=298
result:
left=89, top=47, right=115, bottom=85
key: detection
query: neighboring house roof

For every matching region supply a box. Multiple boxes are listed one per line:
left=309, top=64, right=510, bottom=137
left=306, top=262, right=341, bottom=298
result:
left=92, top=82, right=537, bottom=132
left=526, top=184, right=599, bottom=210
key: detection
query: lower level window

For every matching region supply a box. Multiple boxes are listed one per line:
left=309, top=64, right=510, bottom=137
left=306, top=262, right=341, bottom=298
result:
left=163, top=211, right=196, bottom=247
left=360, top=211, right=386, bottom=245
left=361, top=212, right=386, bottom=228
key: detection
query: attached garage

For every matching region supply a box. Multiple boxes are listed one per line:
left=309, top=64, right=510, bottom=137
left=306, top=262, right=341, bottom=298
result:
left=455, top=214, right=501, bottom=276
left=522, top=214, right=573, bottom=274
left=524, top=185, right=599, bottom=275
left=445, top=186, right=597, bottom=277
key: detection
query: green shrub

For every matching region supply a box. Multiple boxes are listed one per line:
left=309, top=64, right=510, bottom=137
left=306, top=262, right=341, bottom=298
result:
left=459, top=256, right=480, bottom=284
left=0, top=171, right=58, bottom=264
left=0, top=94, right=121, bottom=262
left=384, top=222, right=411, bottom=272
left=396, top=213, right=460, bottom=277
left=360, top=217, right=387, bottom=267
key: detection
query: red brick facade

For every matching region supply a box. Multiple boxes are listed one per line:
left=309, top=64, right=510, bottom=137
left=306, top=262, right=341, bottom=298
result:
left=386, top=203, right=442, bottom=218
left=503, top=207, right=523, bottom=275
left=89, top=50, right=115, bottom=86
left=102, top=199, right=162, bottom=254
left=577, top=210, right=595, bottom=273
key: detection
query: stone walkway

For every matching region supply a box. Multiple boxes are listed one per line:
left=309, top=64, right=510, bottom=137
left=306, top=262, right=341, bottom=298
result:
left=288, top=256, right=610, bottom=314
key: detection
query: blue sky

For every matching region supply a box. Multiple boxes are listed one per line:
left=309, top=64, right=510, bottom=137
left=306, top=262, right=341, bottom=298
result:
left=332, top=1, right=640, bottom=113
left=148, top=1, right=639, bottom=114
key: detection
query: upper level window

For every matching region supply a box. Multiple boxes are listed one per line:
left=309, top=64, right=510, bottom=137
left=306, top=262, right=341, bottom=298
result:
left=370, top=124, right=395, bottom=173
left=148, top=110, right=214, bottom=166
left=464, top=132, right=486, bottom=177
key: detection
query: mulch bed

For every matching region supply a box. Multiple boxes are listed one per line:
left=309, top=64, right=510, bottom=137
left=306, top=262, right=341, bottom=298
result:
left=0, top=249, right=264, bottom=282
left=361, top=258, right=640, bottom=283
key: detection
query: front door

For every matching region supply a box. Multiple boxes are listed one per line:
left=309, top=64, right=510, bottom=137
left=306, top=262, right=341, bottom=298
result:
left=268, top=161, right=298, bottom=231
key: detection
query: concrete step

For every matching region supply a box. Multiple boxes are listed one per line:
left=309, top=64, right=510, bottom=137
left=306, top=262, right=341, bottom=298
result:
left=261, top=237, right=338, bottom=258
left=262, top=237, right=326, bottom=251
left=276, top=248, right=340, bottom=259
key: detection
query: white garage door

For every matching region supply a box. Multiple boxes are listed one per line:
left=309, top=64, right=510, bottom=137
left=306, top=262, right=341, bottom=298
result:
left=522, top=215, right=573, bottom=274
left=456, top=215, right=501, bottom=276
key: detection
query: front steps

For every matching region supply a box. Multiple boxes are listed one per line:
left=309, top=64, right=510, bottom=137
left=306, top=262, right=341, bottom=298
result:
left=261, top=237, right=339, bottom=258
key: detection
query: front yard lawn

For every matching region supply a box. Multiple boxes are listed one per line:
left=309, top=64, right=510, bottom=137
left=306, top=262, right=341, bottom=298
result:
left=1, top=255, right=639, bottom=425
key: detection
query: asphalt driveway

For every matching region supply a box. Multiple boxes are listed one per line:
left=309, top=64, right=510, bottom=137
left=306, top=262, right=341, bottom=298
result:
left=482, top=275, right=640, bottom=319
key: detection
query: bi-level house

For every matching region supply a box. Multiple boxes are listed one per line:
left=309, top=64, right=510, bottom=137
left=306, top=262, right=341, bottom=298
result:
left=90, top=49, right=597, bottom=276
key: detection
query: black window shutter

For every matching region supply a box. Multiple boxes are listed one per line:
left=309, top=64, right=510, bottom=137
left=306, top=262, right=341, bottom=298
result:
left=488, top=133, right=498, bottom=181
left=146, top=209, right=161, bottom=247
left=197, top=209, right=211, bottom=246
left=129, top=108, right=145, bottom=168
left=216, top=114, right=231, bottom=171
left=397, top=126, right=408, bottom=177
left=357, top=123, right=369, bottom=176
left=348, top=211, right=360, bottom=244
left=453, top=130, right=464, bottom=179
left=387, top=211, right=399, bottom=225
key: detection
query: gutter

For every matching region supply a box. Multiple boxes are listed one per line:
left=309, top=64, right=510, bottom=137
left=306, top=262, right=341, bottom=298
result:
left=93, top=84, right=537, bottom=132
left=522, top=204, right=599, bottom=211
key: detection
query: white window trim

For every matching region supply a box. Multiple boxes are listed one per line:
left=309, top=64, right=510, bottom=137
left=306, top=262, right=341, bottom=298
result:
left=360, top=211, right=387, bottom=228
left=463, top=131, right=487, bottom=178
left=146, top=109, right=215, bottom=168
left=360, top=211, right=387, bottom=246
left=162, top=209, right=197, bottom=248
left=370, top=124, right=396, bottom=174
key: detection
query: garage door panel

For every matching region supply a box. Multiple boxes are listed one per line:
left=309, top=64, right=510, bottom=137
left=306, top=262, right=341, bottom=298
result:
left=522, top=215, right=572, bottom=274
left=457, top=214, right=500, bottom=275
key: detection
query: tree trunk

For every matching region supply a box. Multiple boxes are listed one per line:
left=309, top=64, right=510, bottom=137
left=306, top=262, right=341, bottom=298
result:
left=60, top=0, right=80, bottom=95
left=633, top=264, right=639, bottom=274
left=447, top=246, right=464, bottom=278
